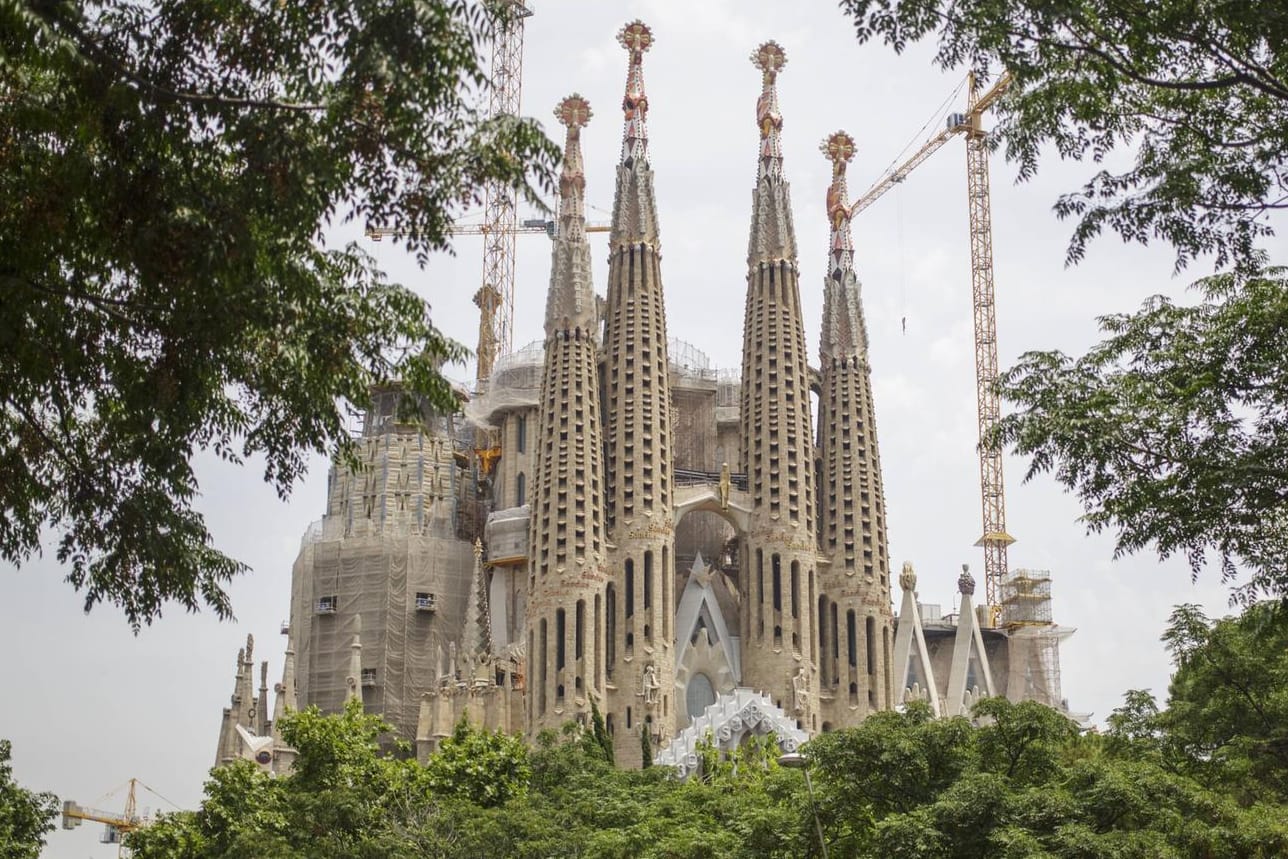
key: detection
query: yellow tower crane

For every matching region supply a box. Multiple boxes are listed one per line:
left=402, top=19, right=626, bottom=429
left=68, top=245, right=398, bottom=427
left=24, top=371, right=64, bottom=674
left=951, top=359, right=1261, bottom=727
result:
left=60, top=778, right=148, bottom=857
left=848, top=71, right=1015, bottom=621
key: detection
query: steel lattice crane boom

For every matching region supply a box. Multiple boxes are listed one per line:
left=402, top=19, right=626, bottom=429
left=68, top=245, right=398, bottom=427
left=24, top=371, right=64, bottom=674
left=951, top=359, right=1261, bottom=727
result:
left=61, top=778, right=147, bottom=857
left=848, top=71, right=1015, bottom=618
left=475, top=0, right=531, bottom=383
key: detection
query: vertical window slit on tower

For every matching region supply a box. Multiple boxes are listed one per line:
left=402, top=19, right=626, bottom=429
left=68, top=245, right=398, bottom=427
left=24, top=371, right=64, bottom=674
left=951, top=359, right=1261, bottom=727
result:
left=556, top=609, right=566, bottom=671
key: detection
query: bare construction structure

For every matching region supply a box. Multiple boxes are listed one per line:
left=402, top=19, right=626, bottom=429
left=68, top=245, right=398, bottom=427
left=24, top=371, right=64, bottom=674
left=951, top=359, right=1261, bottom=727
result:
left=214, top=21, right=1077, bottom=774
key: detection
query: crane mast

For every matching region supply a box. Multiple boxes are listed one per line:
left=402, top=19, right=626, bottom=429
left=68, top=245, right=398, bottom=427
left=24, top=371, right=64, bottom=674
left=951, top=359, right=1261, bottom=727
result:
left=964, top=74, right=1014, bottom=615
left=476, top=0, right=532, bottom=384
left=850, top=71, right=1015, bottom=619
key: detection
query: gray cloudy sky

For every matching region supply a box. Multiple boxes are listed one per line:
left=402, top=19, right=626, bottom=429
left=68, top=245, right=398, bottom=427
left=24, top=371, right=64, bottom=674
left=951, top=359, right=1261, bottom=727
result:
left=4, top=1, right=1261, bottom=855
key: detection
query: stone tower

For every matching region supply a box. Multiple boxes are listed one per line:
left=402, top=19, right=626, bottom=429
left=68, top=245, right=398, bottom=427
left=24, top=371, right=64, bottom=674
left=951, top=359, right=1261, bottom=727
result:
left=738, top=42, right=819, bottom=729
left=816, top=132, right=894, bottom=728
left=601, top=21, right=677, bottom=764
left=527, top=94, right=610, bottom=736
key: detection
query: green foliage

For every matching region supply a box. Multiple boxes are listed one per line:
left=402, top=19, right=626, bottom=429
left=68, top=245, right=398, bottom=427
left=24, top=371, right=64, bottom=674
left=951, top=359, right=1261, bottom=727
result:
left=0, top=740, right=58, bottom=859
left=1159, top=602, right=1288, bottom=804
left=993, top=269, right=1288, bottom=600
left=640, top=726, right=653, bottom=769
left=839, top=0, right=1286, bottom=275
left=424, top=717, right=530, bottom=808
left=0, top=0, right=560, bottom=628
left=589, top=700, right=614, bottom=765
left=130, top=631, right=1288, bottom=858
left=807, top=694, right=1287, bottom=857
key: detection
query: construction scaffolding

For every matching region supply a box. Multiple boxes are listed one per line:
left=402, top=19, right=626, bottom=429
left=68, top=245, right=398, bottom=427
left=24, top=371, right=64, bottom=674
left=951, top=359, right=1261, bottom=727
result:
left=1000, top=568, right=1053, bottom=626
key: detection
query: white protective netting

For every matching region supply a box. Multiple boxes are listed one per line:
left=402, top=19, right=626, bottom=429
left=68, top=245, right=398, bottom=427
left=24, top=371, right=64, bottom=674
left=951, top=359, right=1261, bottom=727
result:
left=289, top=416, right=481, bottom=742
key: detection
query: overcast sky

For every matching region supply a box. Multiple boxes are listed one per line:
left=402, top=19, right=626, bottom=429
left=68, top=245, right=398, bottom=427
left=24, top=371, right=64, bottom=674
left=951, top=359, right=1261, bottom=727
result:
left=4, top=2, right=1269, bottom=856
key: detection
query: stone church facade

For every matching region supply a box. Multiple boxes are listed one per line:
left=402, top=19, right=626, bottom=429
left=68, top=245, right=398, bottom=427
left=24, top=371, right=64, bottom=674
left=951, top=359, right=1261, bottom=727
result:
left=215, top=21, right=1073, bottom=775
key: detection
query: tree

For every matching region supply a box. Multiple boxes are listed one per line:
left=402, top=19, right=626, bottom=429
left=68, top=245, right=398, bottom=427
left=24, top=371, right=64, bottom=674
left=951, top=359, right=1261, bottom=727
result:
left=0, top=1, right=560, bottom=627
left=423, top=717, right=531, bottom=808
left=839, top=0, right=1286, bottom=276
left=0, top=740, right=57, bottom=859
left=1158, top=602, right=1288, bottom=804
left=130, top=700, right=424, bottom=858
left=838, top=0, right=1287, bottom=599
left=994, top=269, right=1288, bottom=601
left=806, top=696, right=1288, bottom=858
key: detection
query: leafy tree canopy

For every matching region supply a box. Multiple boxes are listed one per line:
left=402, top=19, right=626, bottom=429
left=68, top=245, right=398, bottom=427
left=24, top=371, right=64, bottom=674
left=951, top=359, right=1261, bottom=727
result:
left=1156, top=602, right=1288, bottom=803
left=129, top=651, right=1288, bottom=859
left=839, top=0, right=1286, bottom=275
left=0, top=740, right=58, bottom=859
left=994, top=268, right=1288, bottom=600
left=0, top=0, right=560, bottom=628
left=838, top=1, right=1288, bottom=597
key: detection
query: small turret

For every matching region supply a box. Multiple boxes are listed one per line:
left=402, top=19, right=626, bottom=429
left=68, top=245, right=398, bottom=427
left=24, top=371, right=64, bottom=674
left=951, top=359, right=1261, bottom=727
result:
left=345, top=616, right=363, bottom=703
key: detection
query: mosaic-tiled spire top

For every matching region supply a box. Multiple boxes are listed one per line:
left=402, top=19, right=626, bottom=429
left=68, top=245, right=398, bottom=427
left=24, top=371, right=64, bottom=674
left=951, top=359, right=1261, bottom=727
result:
left=555, top=94, right=591, bottom=242
left=747, top=40, right=796, bottom=264
left=823, top=131, right=856, bottom=278
left=618, top=20, right=652, bottom=165
left=545, top=94, right=597, bottom=337
left=752, top=41, right=787, bottom=183
left=819, top=130, right=868, bottom=358
left=610, top=20, right=660, bottom=247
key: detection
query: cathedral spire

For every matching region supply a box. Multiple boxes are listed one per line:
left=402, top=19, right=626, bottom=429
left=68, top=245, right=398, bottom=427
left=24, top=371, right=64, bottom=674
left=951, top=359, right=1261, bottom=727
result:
left=545, top=94, right=597, bottom=338
left=752, top=41, right=787, bottom=183
left=610, top=20, right=660, bottom=247
left=819, top=131, right=868, bottom=358
left=463, top=539, right=493, bottom=660
left=747, top=41, right=796, bottom=264
left=738, top=38, right=817, bottom=721
left=555, top=94, right=591, bottom=243
left=815, top=130, right=893, bottom=720
left=618, top=20, right=652, bottom=165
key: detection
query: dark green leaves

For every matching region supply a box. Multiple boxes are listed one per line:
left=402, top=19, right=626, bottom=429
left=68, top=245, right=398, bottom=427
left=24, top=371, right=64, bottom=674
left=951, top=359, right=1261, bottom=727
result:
left=839, top=0, right=1286, bottom=275
left=0, top=1, right=559, bottom=627
left=0, top=740, right=58, bottom=859
left=992, top=268, right=1288, bottom=601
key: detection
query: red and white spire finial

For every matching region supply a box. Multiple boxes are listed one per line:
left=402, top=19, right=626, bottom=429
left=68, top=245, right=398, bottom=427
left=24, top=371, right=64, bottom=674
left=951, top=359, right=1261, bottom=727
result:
left=618, top=20, right=653, bottom=164
left=822, top=131, right=856, bottom=277
left=555, top=94, right=592, bottom=240
left=752, top=41, right=787, bottom=181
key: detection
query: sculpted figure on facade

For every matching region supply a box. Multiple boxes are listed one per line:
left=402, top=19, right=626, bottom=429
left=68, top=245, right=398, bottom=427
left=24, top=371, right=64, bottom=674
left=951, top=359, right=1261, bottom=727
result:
left=640, top=663, right=661, bottom=706
left=791, top=665, right=809, bottom=714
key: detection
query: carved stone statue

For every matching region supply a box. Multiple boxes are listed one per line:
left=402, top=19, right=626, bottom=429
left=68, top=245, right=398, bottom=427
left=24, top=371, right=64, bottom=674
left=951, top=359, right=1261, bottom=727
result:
left=899, top=560, right=917, bottom=592
left=791, top=665, right=809, bottom=714
left=718, top=461, right=731, bottom=509
left=640, top=663, right=661, bottom=706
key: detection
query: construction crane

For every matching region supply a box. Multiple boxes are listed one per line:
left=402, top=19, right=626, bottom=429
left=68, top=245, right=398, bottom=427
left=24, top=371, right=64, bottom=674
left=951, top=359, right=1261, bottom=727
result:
left=367, top=0, right=536, bottom=384
left=849, top=71, right=1015, bottom=620
left=475, top=0, right=530, bottom=383
left=61, top=778, right=147, bottom=857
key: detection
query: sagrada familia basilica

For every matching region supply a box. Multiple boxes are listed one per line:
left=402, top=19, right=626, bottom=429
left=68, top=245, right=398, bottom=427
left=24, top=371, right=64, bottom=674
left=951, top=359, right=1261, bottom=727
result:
left=215, top=22, right=1075, bottom=775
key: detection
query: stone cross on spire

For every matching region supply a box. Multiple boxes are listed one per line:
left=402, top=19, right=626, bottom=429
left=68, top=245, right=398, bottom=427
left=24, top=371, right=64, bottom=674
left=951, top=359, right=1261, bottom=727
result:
left=618, top=20, right=652, bottom=165
left=555, top=94, right=592, bottom=243
left=752, top=41, right=787, bottom=182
